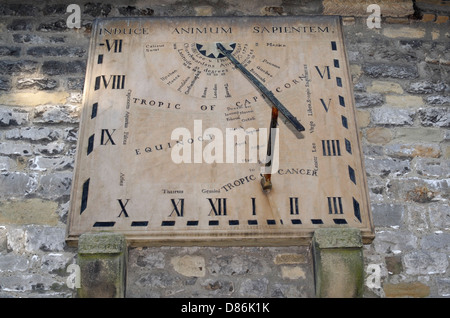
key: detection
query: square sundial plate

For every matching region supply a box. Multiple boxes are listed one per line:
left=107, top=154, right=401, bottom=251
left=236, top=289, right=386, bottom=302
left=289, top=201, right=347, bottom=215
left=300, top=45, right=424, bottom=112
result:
left=67, top=16, right=375, bottom=246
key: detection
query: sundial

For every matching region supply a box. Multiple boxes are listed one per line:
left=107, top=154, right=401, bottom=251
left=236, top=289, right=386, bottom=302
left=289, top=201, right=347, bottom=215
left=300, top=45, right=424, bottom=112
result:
left=66, top=16, right=374, bottom=246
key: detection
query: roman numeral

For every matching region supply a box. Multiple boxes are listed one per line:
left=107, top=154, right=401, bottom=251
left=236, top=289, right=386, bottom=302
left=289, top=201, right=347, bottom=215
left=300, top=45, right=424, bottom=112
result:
left=327, top=197, right=343, bottom=214
left=207, top=198, right=227, bottom=216
left=169, top=198, right=184, bottom=217
left=319, top=98, right=331, bottom=112
left=104, top=39, right=123, bottom=53
left=315, top=65, right=330, bottom=79
left=321, top=140, right=341, bottom=156
left=118, top=199, right=130, bottom=217
left=94, top=75, right=126, bottom=90
left=100, top=129, right=116, bottom=145
left=290, top=197, right=299, bottom=215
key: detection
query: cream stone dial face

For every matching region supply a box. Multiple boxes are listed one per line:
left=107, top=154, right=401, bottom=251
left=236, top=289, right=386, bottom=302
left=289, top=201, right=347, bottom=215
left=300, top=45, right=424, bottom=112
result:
left=67, top=16, right=374, bottom=246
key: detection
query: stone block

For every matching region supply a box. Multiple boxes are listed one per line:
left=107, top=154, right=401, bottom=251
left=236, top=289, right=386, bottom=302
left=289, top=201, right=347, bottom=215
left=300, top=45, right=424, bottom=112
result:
left=0, top=91, right=69, bottom=107
left=383, top=27, right=426, bottom=39
left=42, top=60, right=86, bottom=76
left=435, top=16, right=449, bottom=24
left=0, top=109, right=28, bottom=126
left=406, top=81, right=447, bottom=94
left=367, top=81, right=404, bottom=94
left=365, top=127, right=392, bottom=144
left=36, top=20, right=67, bottom=32
left=239, top=278, right=269, bottom=297
left=371, top=203, right=404, bottom=227
left=385, top=143, right=441, bottom=159
left=171, top=255, right=206, bottom=277
left=7, top=19, right=33, bottom=31
left=16, top=78, right=58, bottom=90
left=25, top=225, right=66, bottom=252
left=385, top=95, right=424, bottom=107
left=77, top=232, right=127, bottom=298
left=0, top=77, right=11, bottom=91
left=363, top=63, right=418, bottom=79
left=371, top=107, right=414, bottom=126
left=0, top=199, right=58, bottom=225
left=354, top=92, right=384, bottom=107
left=0, top=4, right=39, bottom=16
left=425, top=95, right=450, bottom=105
left=312, top=228, right=364, bottom=298
left=0, top=172, right=35, bottom=198
left=323, top=0, right=414, bottom=17
left=37, top=172, right=73, bottom=200
left=26, top=46, right=86, bottom=58
left=0, top=60, right=38, bottom=75
left=384, top=282, right=430, bottom=298
left=403, top=251, right=448, bottom=275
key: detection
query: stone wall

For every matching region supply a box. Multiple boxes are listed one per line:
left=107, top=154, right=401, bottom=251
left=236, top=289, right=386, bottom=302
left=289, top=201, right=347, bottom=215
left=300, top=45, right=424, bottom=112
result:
left=0, top=0, right=448, bottom=298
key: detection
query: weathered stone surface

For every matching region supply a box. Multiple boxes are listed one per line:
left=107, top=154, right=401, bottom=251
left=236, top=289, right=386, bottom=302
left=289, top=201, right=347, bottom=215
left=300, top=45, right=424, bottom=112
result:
left=415, top=158, right=449, bottom=177
left=403, top=251, right=448, bottom=275
left=0, top=109, right=28, bottom=126
left=209, top=254, right=270, bottom=276
left=323, top=0, right=414, bottom=17
left=370, top=107, right=414, bottom=126
left=420, top=233, right=450, bottom=252
left=406, top=81, right=447, bottom=94
left=171, top=255, right=206, bottom=277
left=383, top=27, right=426, bottom=39
left=367, top=81, right=404, bottom=94
left=25, top=226, right=66, bottom=252
left=354, top=92, right=384, bottom=107
left=16, top=78, right=58, bottom=90
left=366, top=127, right=392, bottom=144
left=384, top=282, right=430, bottom=298
left=78, top=232, right=126, bottom=254
left=0, top=199, right=58, bottom=225
left=363, top=63, right=419, bottom=79
left=0, top=172, right=35, bottom=198
left=0, top=60, right=38, bottom=75
left=385, top=143, right=441, bottom=159
left=0, top=156, right=16, bottom=171
left=418, top=107, right=450, bottom=127
left=426, top=95, right=450, bottom=105
left=371, top=203, right=404, bottom=227
left=0, top=253, right=29, bottom=272
left=0, top=4, right=39, bottom=16
left=0, top=77, right=11, bottom=91
left=385, top=95, right=424, bottom=107
left=7, top=19, right=33, bottom=31
left=239, top=278, right=269, bottom=297
left=437, top=278, right=450, bottom=297
left=385, top=255, right=403, bottom=275
left=0, top=91, right=69, bottom=107
left=201, top=279, right=234, bottom=296
left=0, top=46, right=20, bottom=57
left=274, top=253, right=307, bottom=265
left=29, top=156, right=74, bottom=172
left=26, top=46, right=86, bottom=58
left=5, top=127, right=61, bottom=141
left=37, top=172, right=72, bottom=200
left=78, top=232, right=127, bottom=298
left=34, top=142, right=65, bottom=155
left=313, top=228, right=364, bottom=298
left=36, top=20, right=68, bottom=32
left=281, top=266, right=306, bottom=279
left=41, top=60, right=86, bottom=75
left=12, top=34, right=65, bottom=44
